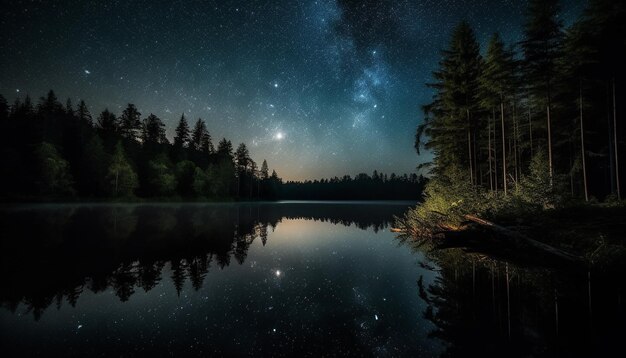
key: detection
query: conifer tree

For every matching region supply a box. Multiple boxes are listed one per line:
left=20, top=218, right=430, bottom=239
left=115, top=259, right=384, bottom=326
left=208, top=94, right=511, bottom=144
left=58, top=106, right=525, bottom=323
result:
left=522, top=0, right=563, bottom=181
left=173, top=114, right=190, bottom=148
left=191, top=118, right=207, bottom=151
left=480, top=33, right=516, bottom=195
left=118, top=103, right=142, bottom=141
left=77, top=100, right=92, bottom=126
left=96, top=109, right=118, bottom=132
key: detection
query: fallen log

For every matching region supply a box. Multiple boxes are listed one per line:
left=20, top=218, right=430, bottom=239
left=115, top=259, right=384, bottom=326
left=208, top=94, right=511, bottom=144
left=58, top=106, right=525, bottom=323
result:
left=463, top=214, right=585, bottom=264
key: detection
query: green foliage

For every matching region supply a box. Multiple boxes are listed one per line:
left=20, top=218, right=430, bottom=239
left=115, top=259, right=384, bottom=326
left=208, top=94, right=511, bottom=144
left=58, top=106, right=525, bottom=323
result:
left=514, top=151, right=567, bottom=209
left=148, top=155, right=177, bottom=196
left=35, top=142, right=75, bottom=196
left=106, top=142, right=138, bottom=198
left=418, top=21, right=482, bottom=174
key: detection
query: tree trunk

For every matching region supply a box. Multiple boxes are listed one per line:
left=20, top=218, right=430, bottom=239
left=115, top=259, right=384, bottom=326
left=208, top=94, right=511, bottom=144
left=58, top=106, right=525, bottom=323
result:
left=580, top=82, right=588, bottom=202
left=494, top=108, right=499, bottom=194
left=488, top=118, right=494, bottom=191
left=613, top=78, right=621, bottom=200
left=513, top=101, right=519, bottom=186
left=547, top=104, right=553, bottom=185
left=467, top=109, right=474, bottom=185
left=528, top=105, right=533, bottom=158
left=501, top=101, right=507, bottom=196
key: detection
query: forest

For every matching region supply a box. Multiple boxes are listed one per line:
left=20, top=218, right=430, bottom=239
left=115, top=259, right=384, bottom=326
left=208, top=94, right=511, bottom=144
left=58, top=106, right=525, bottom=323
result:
left=0, top=91, right=422, bottom=201
left=397, top=0, right=625, bottom=256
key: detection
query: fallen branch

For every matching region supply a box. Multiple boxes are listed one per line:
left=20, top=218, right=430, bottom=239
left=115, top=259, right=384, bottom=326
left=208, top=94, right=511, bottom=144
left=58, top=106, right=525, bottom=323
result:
left=463, top=214, right=585, bottom=264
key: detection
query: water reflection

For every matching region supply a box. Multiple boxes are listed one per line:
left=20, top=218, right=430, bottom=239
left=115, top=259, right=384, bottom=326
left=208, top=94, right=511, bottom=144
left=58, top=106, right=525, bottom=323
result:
left=1, top=202, right=625, bottom=357
left=0, top=202, right=408, bottom=320
left=398, top=238, right=626, bottom=357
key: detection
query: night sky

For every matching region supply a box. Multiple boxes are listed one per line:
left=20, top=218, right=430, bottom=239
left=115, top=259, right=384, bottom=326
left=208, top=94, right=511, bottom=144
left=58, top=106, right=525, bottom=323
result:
left=0, top=0, right=584, bottom=180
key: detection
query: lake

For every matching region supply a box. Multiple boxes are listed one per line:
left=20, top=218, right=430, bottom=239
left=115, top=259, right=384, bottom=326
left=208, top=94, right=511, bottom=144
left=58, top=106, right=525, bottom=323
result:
left=0, top=202, right=624, bottom=357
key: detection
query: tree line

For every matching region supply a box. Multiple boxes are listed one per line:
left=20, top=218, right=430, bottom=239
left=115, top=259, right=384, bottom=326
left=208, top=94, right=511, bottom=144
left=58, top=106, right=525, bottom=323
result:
left=0, top=90, right=283, bottom=200
left=416, top=0, right=624, bottom=202
left=281, top=171, right=426, bottom=200
left=0, top=91, right=426, bottom=201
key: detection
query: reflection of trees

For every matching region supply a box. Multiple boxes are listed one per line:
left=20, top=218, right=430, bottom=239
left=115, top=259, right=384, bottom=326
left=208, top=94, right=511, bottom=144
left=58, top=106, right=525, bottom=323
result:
left=0, top=203, right=408, bottom=319
left=400, top=236, right=626, bottom=357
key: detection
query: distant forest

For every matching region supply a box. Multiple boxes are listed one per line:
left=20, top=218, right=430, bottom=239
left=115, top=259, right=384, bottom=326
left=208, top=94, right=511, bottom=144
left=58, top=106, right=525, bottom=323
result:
left=0, top=92, right=423, bottom=201
left=415, top=0, right=625, bottom=201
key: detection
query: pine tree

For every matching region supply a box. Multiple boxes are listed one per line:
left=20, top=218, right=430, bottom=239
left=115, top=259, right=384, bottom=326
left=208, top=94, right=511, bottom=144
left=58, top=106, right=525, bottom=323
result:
left=118, top=103, right=142, bottom=141
left=480, top=33, right=516, bottom=195
left=77, top=100, right=92, bottom=126
left=200, top=130, right=214, bottom=154
left=141, top=113, right=167, bottom=144
left=38, top=90, right=62, bottom=115
left=65, top=98, right=74, bottom=117
left=96, top=109, right=118, bottom=132
left=260, top=159, right=269, bottom=180
left=522, top=0, right=563, bottom=182
left=216, top=138, right=233, bottom=159
left=418, top=21, right=482, bottom=183
left=191, top=118, right=207, bottom=151
left=173, top=114, right=190, bottom=148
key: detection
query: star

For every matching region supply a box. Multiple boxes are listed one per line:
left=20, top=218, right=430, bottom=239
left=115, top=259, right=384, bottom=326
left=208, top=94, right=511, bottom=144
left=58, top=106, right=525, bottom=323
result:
left=84, top=70, right=91, bottom=75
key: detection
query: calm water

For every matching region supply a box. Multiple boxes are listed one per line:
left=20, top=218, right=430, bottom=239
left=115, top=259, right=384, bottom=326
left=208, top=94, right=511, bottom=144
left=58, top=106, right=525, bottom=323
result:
left=0, top=202, right=624, bottom=357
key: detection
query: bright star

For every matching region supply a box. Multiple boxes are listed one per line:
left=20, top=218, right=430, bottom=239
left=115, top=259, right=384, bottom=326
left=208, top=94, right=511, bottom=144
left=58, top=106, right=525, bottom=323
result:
left=84, top=69, right=91, bottom=75
left=275, top=270, right=281, bottom=276
left=273, top=82, right=278, bottom=88
left=275, top=132, right=285, bottom=140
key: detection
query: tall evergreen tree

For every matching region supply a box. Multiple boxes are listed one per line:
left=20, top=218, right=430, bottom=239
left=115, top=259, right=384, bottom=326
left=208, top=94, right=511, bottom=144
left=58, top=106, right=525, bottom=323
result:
left=480, top=33, right=516, bottom=195
left=260, top=160, right=269, bottom=180
left=118, top=103, right=142, bottom=141
left=173, top=114, right=190, bottom=148
left=38, top=90, right=62, bottom=115
left=521, top=0, right=563, bottom=181
left=65, top=98, right=74, bottom=117
left=418, top=21, right=482, bottom=183
left=191, top=118, right=208, bottom=151
left=217, top=138, right=233, bottom=159
left=200, top=130, right=214, bottom=154
left=96, top=109, right=118, bottom=132
left=141, top=114, right=167, bottom=144
left=76, top=100, right=92, bottom=126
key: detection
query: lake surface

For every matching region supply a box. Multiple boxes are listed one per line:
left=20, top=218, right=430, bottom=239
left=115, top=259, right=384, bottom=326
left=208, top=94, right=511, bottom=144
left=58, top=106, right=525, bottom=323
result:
left=0, top=202, right=624, bottom=357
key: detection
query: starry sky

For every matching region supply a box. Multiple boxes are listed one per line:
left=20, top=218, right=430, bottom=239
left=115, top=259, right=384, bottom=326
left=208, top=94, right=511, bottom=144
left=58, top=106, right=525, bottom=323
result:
left=0, top=0, right=584, bottom=180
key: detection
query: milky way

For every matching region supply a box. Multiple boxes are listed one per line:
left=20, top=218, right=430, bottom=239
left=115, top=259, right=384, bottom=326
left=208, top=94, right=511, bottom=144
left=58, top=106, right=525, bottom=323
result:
left=0, top=0, right=583, bottom=180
